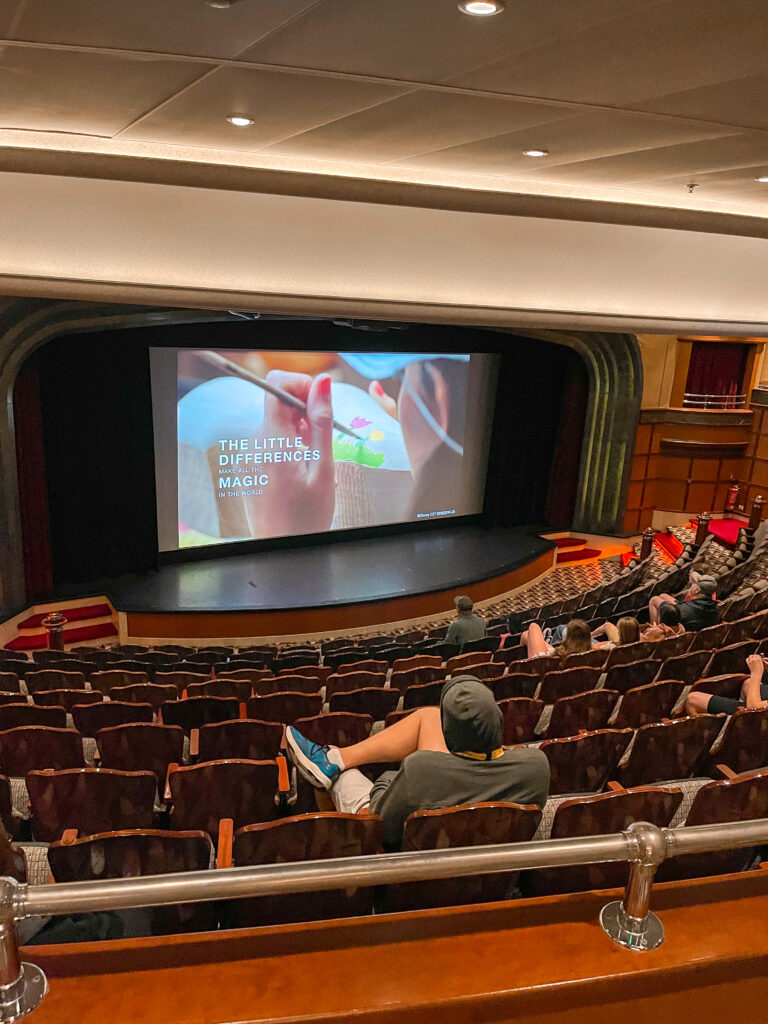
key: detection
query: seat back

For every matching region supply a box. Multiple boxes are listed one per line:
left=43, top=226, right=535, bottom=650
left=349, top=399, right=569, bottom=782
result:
left=329, top=688, right=399, bottom=720
left=390, top=666, right=444, bottom=693
left=403, top=681, right=444, bottom=709
left=704, top=641, right=759, bottom=678
left=537, top=667, right=602, bottom=704
left=604, top=659, right=662, bottom=694
left=225, top=813, right=382, bottom=928
left=0, top=703, right=66, bottom=730
left=467, top=661, right=508, bottom=681
left=154, top=671, right=209, bottom=695
left=294, top=713, right=373, bottom=748
left=25, top=669, right=86, bottom=693
left=689, top=621, right=733, bottom=652
left=543, top=689, right=619, bottom=739
left=161, top=696, right=240, bottom=732
left=540, top=729, right=633, bottom=794
left=653, top=632, right=694, bottom=660
left=498, top=698, right=544, bottom=744
left=391, top=655, right=443, bottom=673
left=246, top=692, right=323, bottom=725
left=603, top=642, right=656, bottom=670
left=335, top=660, right=388, bottom=675
left=610, top=679, right=686, bottom=729
left=33, top=689, right=104, bottom=712
left=706, top=707, right=768, bottom=775
left=90, top=670, right=151, bottom=694
left=523, top=787, right=684, bottom=896
left=388, top=802, right=542, bottom=912
left=277, top=665, right=331, bottom=681
left=253, top=675, right=321, bottom=696
left=658, top=769, right=768, bottom=881
left=274, top=653, right=320, bottom=671
left=688, top=673, right=746, bottom=699
left=169, top=759, right=280, bottom=835
left=197, top=719, right=283, bottom=763
left=108, top=683, right=177, bottom=711
left=27, top=767, right=156, bottom=843
left=0, top=673, right=20, bottom=694
left=48, top=829, right=217, bottom=934
left=490, top=673, right=538, bottom=701
left=659, top=650, right=711, bottom=683
left=325, top=672, right=386, bottom=699
left=71, top=701, right=153, bottom=737
left=186, top=679, right=252, bottom=702
left=562, top=649, right=608, bottom=670
left=0, top=726, right=84, bottom=776
left=445, top=651, right=492, bottom=675
left=97, top=723, right=184, bottom=789
left=618, top=714, right=724, bottom=787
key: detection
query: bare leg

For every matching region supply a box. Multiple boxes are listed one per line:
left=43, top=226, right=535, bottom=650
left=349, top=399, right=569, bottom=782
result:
left=685, top=691, right=712, bottom=716
left=525, top=623, right=551, bottom=659
left=338, top=706, right=447, bottom=768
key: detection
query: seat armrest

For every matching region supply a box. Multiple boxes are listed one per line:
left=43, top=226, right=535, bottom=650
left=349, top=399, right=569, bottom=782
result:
left=276, top=754, right=290, bottom=794
left=716, top=763, right=737, bottom=779
left=164, top=762, right=180, bottom=802
left=189, top=729, right=199, bottom=759
left=606, top=781, right=626, bottom=793
left=61, top=829, right=78, bottom=844
left=216, top=818, right=233, bottom=869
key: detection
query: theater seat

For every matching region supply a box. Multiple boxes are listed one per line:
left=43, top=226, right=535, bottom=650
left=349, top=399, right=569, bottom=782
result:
left=71, top=700, right=154, bottom=737
left=498, top=698, right=545, bottom=744
left=25, top=669, right=87, bottom=694
left=329, top=687, right=400, bottom=720
left=168, top=759, right=280, bottom=837
left=294, top=712, right=373, bottom=748
left=97, top=722, right=184, bottom=791
left=27, top=767, right=156, bottom=842
left=161, top=696, right=240, bottom=732
left=403, top=681, right=444, bottom=709
left=32, top=689, right=103, bottom=713
left=609, top=679, right=686, bottom=729
left=386, top=802, right=541, bottom=912
left=538, top=689, right=619, bottom=739
left=277, top=665, right=332, bottom=682
left=522, top=786, right=683, bottom=896
left=688, top=621, right=733, bottom=652
left=325, top=672, right=386, bottom=700
left=336, top=659, right=388, bottom=676
left=197, top=720, right=282, bottom=765
left=659, top=650, right=711, bottom=684
left=603, top=642, right=657, bottom=670
left=0, top=726, right=85, bottom=776
left=186, top=678, right=252, bottom=702
left=704, top=641, right=758, bottom=677
left=704, top=707, right=768, bottom=775
left=108, top=682, right=176, bottom=711
left=537, top=667, right=602, bottom=704
left=615, top=714, right=724, bottom=788
left=246, top=692, right=323, bottom=725
left=539, top=729, right=633, bottom=794
left=657, top=768, right=768, bottom=882
left=490, top=673, right=539, bottom=701
left=220, top=812, right=382, bottom=928
left=254, top=675, right=321, bottom=696
left=445, top=651, right=493, bottom=676
left=48, top=829, right=217, bottom=935
left=90, top=669, right=151, bottom=694
left=391, top=655, right=442, bottom=673
left=652, top=632, right=694, bottom=660
left=603, top=659, right=663, bottom=694
left=0, top=704, right=66, bottom=731
left=390, top=666, right=444, bottom=693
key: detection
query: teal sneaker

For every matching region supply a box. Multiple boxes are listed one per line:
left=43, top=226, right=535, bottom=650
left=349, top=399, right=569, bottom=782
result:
left=285, top=726, right=341, bottom=790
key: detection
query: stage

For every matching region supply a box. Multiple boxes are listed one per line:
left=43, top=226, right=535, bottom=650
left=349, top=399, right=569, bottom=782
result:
left=104, top=526, right=554, bottom=641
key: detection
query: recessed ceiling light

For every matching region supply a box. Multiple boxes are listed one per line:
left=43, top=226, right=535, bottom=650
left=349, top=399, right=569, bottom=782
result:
left=755, top=175, right=768, bottom=183
left=203, top=0, right=239, bottom=8
left=458, top=1, right=505, bottom=16
left=227, top=115, right=254, bottom=127
left=523, top=148, right=549, bottom=157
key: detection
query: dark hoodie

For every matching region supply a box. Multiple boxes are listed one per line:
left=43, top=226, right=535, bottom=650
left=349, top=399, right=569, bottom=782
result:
left=368, top=676, right=550, bottom=850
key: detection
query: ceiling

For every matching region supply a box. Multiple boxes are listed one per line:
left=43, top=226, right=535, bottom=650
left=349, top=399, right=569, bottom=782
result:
left=0, top=0, right=767, bottom=220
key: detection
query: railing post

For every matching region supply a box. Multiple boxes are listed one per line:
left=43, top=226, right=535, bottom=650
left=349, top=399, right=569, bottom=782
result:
left=694, top=512, right=712, bottom=547
left=600, top=822, right=666, bottom=951
left=639, top=527, right=655, bottom=561
left=0, top=880, right=46, bottom=1021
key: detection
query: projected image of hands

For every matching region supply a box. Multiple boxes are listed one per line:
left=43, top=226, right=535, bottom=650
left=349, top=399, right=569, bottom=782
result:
left=176, top=349, right=470, bottom=548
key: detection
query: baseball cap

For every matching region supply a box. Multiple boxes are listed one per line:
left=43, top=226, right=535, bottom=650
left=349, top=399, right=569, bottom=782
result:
left=340, top=352, right=470, bottom=379
left=696, top=575, right=717, bottom=597
left=440, top=675, right=503, bottom=756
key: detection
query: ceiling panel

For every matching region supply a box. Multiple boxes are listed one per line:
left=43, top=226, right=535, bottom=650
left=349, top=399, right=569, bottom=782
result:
left=2, top=0, right=320, bottom=59
left=632, top=76, right=768, bottom=132
left=120, top=65, right=408, bottom=150
left=517, top=134, right=768, bottom=187
left=451, top=0, right=768, bottom=107
left=0, top=45, right=210, bottom=135
left=260, top=90, right=572, bottom=164
left=397, top=110, right=733, bottom=176
left=240, top=0, right=653, bottom=84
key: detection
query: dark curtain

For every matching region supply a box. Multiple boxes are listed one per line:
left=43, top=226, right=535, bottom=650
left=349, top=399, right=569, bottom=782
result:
left=13, top=361, right=53, bottom=599
left=34, top=334, right=159, bottom=585
left=685, top=341, right=749, bottom=408
left=483, top=338, right=588, bottom=530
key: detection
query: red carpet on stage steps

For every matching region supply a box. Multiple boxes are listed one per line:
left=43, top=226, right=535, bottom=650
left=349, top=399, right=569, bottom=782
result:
left=16, top=603, right=112, bottom=630
left=5, top=622, right=117, bottom=651
left=552, top=536, right=603, bottom=564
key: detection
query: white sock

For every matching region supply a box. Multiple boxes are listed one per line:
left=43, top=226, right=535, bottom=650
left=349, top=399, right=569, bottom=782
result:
left=327, top=747, right=345, bottom=770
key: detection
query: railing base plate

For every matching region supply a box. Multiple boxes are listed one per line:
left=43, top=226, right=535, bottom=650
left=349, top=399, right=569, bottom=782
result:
left=0, top=964, right=47, bottom=1022
left=600, top=901, right=664, bottom=951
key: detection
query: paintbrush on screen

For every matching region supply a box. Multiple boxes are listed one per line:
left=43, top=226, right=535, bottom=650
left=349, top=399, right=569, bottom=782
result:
left=198, top=350, right=364, bottom=441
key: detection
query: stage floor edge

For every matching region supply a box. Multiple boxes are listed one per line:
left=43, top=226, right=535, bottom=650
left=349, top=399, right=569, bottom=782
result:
left=105, top=527, right=554, bottom=641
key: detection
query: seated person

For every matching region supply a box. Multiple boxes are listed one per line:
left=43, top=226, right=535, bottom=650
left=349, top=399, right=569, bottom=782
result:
left=686, top=653, right=768, bottom=717
left=522, top=618, right=599, bottom=661
left=285, top=675, right=550, bottom=851
left=591, top=616, right=641, bottom=646
left=641, top=602, right=685, bottom=642
left=445, top=595, right=486, bottom=650
left=648, top=572, right=719, bottom=632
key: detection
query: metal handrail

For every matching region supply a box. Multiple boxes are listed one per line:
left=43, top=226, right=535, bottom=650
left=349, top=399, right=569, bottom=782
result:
left=2, top=817, right=768, bottom=1019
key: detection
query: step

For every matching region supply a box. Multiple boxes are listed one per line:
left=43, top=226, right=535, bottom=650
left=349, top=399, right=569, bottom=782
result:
left=5, top=621, right=118, bottom=652
left=17, top=603, right=113, bottom=630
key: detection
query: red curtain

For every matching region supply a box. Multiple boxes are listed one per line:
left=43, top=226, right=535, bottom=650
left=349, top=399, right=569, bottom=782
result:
left=684, top=342, right=749, bottom=408
left=13, top=360, right=52, bottom=599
